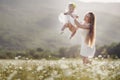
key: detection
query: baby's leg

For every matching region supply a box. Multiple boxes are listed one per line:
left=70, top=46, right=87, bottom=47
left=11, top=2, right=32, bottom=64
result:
left=70, top=30, right=76, bottom=39
left=61, top=23, right=68, bottom=31
left=67, top=23, right=77, bottom=39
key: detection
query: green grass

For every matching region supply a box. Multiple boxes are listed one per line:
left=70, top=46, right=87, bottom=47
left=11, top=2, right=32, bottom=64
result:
left=0, top=59, right=120, bottom=80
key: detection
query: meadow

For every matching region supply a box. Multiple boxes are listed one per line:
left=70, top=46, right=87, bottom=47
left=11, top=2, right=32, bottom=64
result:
left=0, top=58, right=120, bottom=80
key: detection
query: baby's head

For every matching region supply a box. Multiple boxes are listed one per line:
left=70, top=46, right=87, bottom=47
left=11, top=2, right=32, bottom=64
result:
left=68, top=2, right=76, bottom=13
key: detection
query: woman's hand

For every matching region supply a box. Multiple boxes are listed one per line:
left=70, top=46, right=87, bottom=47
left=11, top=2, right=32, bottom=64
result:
left=69, top=13, right=77, bottom=20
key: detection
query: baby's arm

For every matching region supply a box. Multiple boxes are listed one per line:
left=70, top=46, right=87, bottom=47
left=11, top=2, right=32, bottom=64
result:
left=64, top=11, right=72, bottom=15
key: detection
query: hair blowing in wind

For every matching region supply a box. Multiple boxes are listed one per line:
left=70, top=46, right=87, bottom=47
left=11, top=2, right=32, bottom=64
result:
left=86, top=12, right=96, bottom=47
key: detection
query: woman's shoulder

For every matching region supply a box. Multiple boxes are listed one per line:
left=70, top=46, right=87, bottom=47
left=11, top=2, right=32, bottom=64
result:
left=82, top=21, right=90, bottom=27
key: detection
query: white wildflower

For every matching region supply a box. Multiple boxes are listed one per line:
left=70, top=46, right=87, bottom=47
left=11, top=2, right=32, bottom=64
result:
left=27, top=67, right=32, bottom=71
left=94, top=57, right=98, bottom=60
left=51, top=70, right=58, bottom=77
left=60, top=64, right=69, bottom=69
left=7, top=71, right=17, bottom=80
left=15, top=57, right=18, bottom=60
left=44, top=77, right=54, bottom=80
left=98, top=55, right=102, bottom=58
left=63, top=69, right=72, bottom=76
left=37, top=66, right=43, bottom=71
left=61, top=57, right=65, bottom=60
left=26, top=58, right=29, bottom=60
left=19, top=67, right=23, bottom=70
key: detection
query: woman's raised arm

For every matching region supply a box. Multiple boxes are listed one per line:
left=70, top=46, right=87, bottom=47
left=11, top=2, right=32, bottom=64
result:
left=74, top=19, right=90, bottom=29
left=70, top=13, right=90, bottom=29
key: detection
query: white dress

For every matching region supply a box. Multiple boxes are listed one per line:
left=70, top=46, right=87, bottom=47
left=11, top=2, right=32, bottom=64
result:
left=79, top=24, right=96, bottom=58
left=58, top=12, right=77, bottom=26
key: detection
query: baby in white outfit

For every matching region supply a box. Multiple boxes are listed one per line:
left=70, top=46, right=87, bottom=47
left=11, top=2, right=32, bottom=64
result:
left=59, top=2, right=79, bottom=39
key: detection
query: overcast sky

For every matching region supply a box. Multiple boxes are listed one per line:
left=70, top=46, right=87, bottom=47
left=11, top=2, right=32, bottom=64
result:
left=78, top=0, right=120, bottom=3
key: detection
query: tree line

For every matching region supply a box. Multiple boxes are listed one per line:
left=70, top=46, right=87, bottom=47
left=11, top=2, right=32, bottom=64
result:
left=0, top=42, right=120, bottom=59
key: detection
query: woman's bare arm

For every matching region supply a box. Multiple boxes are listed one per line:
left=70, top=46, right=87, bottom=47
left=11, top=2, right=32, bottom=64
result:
left=74, top=19, right=90, bottom=29
left=69, top=13, right=90, bottom=29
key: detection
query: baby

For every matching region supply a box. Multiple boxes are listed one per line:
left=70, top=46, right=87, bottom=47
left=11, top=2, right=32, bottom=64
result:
left=59, top=2, right=79, bottom=39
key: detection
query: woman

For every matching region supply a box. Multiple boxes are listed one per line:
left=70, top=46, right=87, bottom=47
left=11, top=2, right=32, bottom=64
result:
left=70, top=12, right=96, bottom=64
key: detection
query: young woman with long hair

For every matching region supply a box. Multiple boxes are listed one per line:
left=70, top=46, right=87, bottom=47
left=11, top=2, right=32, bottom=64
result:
left=70, top=12, right=96, bottom=64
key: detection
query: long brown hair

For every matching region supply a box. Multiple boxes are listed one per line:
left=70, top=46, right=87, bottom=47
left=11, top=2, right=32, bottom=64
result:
left=85, top=12, right=96, bottom=47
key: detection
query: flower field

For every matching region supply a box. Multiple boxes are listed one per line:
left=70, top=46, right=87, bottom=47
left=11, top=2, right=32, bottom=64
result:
left=0, top=59, right=120, bottom=80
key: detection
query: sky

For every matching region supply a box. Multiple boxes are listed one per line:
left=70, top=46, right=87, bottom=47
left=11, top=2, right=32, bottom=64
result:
left=78, top=0, right=120, bottom=3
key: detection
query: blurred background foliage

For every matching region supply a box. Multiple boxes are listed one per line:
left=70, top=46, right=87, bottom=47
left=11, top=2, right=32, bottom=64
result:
left=0, top=42, right=120, bottom=59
